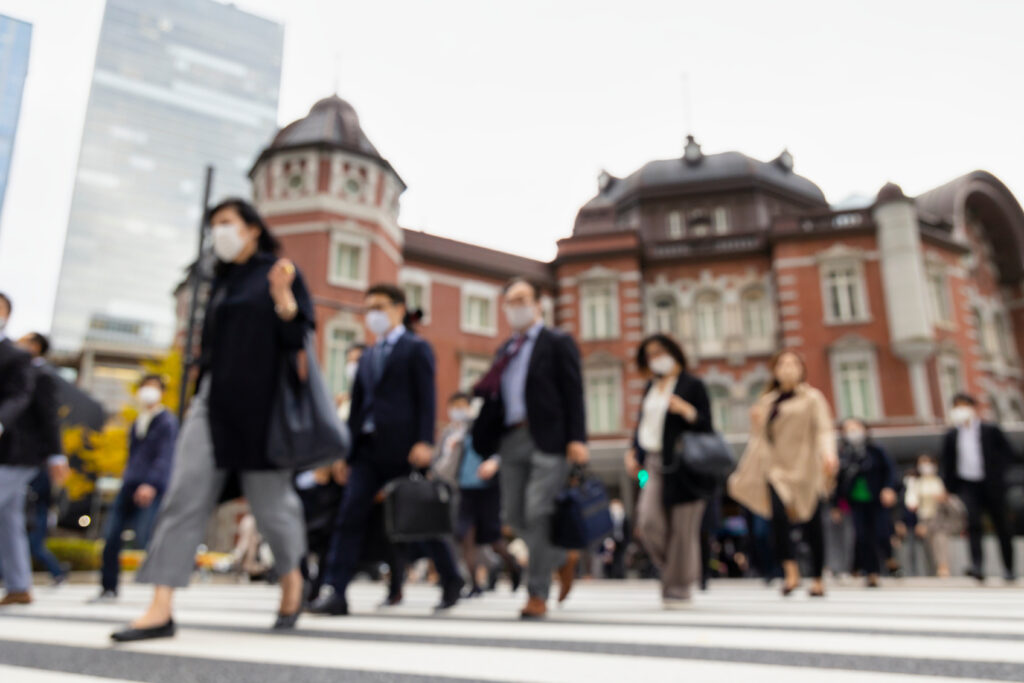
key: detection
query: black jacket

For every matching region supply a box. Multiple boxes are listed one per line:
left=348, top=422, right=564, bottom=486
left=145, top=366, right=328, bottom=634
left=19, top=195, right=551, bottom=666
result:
left=836, top=441, right=896, bottom=503
left=200, top=252, right=314, bottom=471
left=347, top=330, right=436, bottom=469
left=940, top=422, right=1018, bottom=494
left=9, top=362, right=62, bottom=468
left=473, top=326, right=587, bottom=457
left=633, top=372, right=716, bottom=506
left=0, top=338, right=36, bottom=466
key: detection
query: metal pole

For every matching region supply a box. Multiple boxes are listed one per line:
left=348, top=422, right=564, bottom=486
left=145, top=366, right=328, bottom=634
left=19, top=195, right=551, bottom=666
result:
left=178, top=165, right=214, bottom=420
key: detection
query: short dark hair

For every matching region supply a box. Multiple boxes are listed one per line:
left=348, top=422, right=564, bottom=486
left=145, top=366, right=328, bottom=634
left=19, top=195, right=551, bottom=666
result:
left=138, top=374, right=166, bottom=390
left=448, top=391, right=472, bottom=404
left=635, top=333, right=688, bottom=373
left=25, top=332, right=50, bottom=357
left=206, top=197, right=281, bottom=256
left=0, top=292, right=10, bottom=317
left=952, top=392, right=977, bottom=407
left=366, top=283, right=406, bottom=306
left=503, top=277, right=539, bottom=300
left=840, top=417, right=870, bottom=433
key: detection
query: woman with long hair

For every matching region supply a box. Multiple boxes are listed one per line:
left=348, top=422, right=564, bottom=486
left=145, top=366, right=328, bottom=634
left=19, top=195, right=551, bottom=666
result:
left=625, top=334, right=716, bottom=608
left=728, top=350, right=838, bottom=597
left=112, top=198, right=315, bottom=641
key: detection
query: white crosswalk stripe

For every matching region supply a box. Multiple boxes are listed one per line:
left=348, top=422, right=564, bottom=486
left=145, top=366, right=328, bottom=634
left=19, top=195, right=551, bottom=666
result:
left=1, top=579, right=1023, bottom=682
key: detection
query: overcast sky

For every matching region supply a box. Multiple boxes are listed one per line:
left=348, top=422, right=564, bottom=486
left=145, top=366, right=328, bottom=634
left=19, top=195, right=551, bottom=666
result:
left=0, top=0, right=1022, bottom=338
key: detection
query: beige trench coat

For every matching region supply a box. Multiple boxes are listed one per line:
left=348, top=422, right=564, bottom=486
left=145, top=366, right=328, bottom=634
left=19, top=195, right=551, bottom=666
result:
left=727, top=383, right=837, bottom=523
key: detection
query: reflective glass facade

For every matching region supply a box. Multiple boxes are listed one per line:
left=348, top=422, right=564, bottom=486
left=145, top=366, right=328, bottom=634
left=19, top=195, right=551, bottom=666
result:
left=51, top=0, right=282, bottom=351
left=0, top=15, right=32, bottom=233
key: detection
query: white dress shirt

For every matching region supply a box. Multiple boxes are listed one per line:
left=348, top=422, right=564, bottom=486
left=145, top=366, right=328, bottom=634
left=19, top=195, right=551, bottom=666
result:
left=637, top=381, right=673, bottom=453
left=956, top=419, right=985, bottom=482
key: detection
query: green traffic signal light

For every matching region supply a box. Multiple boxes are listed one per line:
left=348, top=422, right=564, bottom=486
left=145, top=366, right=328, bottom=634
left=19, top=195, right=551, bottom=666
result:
left=638, top=469, right=649, bottom=489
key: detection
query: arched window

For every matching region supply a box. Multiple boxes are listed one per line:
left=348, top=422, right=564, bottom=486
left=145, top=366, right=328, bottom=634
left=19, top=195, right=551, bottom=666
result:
left=695, top=291, right=724, bottom=352
left=652, top=296, right=677, bottom=334
left=708, top=384, right=732, bottom=433
left=741, top=287, right=771, bottom=345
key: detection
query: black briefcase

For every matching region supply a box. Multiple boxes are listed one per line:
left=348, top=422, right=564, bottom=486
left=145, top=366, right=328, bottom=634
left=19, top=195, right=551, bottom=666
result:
left=552, top=467, right=614, bottom=549
left=382, top=473, right=454, bottom=541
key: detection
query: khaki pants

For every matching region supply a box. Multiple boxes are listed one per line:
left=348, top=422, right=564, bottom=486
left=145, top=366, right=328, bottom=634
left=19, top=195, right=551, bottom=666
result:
left=636, top=451, right=706, bottom=599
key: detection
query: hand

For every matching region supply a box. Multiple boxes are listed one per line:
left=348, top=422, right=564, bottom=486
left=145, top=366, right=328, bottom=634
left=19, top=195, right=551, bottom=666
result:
left=313, top=466, right=332, bottom=485
left=48, top=461, right=70, bottom=488
left=830, top=508, right=843, bottom=524
left=566, top=441, right=590, bottom=465
left=880, top=487, right=897, bottom=508
left=624, top=449, right=640, bottom=478
left=408, top=442, right=433, bottom=469
left=668, top=396, right=697, bottom=422
left=477, top=459, right=500, bottom=481
left=134, top=484, right=157, bottom=508
left=749, top=404, right=766, bottom=430
left=823, top=451, right=839, bottom=478
left=914, top=523, right=927, bottom=539
left=296, top=349, right=309, bottom=382
left=331, top=459, right=349, bottom=486
left=268, top=258, right=296, bottom=297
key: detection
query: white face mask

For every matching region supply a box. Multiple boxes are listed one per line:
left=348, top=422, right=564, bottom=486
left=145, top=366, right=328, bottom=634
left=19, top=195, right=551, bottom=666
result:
left=950, top=406, right=975, bottom=427
left=844, top=430, right=866, bottom=446
left=0, top=316, right=6, bottom=332
left=919, top=463, right=937, bottom=476
left=211, top=222, right=248, bottom=262
left=648, top=355, right=677, bottom=377
left=137, top=386, right=162, bottom=408
left=504, top=304, right=536, bottom=331
left=345, top=361, right=358, bottom=387
left=365, top=310, right=392, bottom=337
left=448, top=408, right=469, bottom=423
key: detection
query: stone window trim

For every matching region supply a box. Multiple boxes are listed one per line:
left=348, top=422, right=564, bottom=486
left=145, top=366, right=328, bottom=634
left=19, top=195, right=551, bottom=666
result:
left=828, top=341, right=884, bottom=420
left=399, top=268, right=433, bottom=325
left=323, top=316, right=363, bottom=396
left=935, top=352, right=964, bottom=420
left=819, top=257, right=872, bottom=326
left=460, top=281, right=500, bottom=337
left=584, top=363, right=624, bottom=436
left=458, top=353, right=492, bottom=392
left=327, top=228, right=370, bottom=290
left=925, top=262, right=955, bottom=330
left=579, top=277, right=621, bottom=342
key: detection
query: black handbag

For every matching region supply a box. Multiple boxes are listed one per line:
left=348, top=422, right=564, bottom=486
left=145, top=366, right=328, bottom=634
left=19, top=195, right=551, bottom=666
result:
left=668, top=431, right=737, bottom=481
left=552, top=466, right=614, bottom=549
left=382, top=472, right=455, bottom=541
left=266, top=333, right=351, bottom=470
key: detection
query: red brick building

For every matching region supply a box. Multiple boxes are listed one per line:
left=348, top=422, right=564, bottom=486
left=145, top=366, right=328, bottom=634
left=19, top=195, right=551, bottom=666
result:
left=240, top=96, right=1024, bottom=496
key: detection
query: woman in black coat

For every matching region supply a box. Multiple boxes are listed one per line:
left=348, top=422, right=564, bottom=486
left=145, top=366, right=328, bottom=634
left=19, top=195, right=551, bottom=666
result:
left=625, top=334, right=715, bottom=607
left=113, top=198, right=315, bottom=642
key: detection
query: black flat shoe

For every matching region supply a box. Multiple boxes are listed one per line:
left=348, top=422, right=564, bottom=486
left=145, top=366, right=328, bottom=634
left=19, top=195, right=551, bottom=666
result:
left=435, top=578, right=465, bottom=611
left=781, top=582, right=799, bottom=597
left=273, top=609, right=302, bottom=630
left=309, top=593, right=348, bottom=616
left=111, top=619, right=176, bottom=643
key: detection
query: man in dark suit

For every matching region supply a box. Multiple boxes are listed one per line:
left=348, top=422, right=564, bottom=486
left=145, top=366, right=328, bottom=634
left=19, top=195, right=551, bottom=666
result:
left=941, top=392, right=1018, bottom=581
left=311, top=283, right=463, bottom=616
left=473, top=278, right=589, bottom=619
left=0, top=293, right=45, bottom=606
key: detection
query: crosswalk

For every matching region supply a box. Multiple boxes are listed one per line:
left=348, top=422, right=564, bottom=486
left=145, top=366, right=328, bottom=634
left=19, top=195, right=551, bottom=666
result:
left=0, top=577, right=1023, bottom=681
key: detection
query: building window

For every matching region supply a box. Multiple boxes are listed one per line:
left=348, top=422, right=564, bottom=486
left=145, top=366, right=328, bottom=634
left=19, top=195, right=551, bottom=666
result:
left=1009, top=398, right=1024, bottom=423
left=937, top=356, right=962, bottom=418
left=741, top=287, right=772, bottom=346
left=832, top=351, right=880, bottom=419
left=988, top=394, right=1003, bottom=423
left=995, top=311, right=1016, bottom=363
left=688, top=209, right=712, bottom=237
left=708, top=384, right=731, bottom=433
left=667, top=211, right=683, bottom=239
left=651, top=295, right=677, bottom=334
left=927, top=270, right=952, bottom=325
left=714, top=206, right=729, bottom=234
left=324, top=323, right=359, bottom=397
left=585, top=369, right=621, bottom=434
left=580, top=282, right=618, bottom=340
left=328, top=233, right=367, bottom=289
left=459, top=355, right=491, bottom=392
left=822, top=262, right=868, bottom=324
left=462, top=293, right=496, bottom=336
left=695, top=291, right=724, bottom=352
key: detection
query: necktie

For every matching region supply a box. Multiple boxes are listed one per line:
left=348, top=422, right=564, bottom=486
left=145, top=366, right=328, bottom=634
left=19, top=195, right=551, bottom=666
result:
left=371, top=341, right=390, bottom=386
left=473, top=334, right=527, bottom=399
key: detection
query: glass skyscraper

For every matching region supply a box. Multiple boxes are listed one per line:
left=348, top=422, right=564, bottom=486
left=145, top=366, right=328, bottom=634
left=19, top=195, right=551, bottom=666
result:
left=51, top=0, right=283, bottom=352
left=0, top=15, right=32, bottom=233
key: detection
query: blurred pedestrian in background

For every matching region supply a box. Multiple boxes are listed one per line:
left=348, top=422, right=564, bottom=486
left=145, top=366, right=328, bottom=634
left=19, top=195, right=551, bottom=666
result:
left=904, top=454, right=955, bottom=577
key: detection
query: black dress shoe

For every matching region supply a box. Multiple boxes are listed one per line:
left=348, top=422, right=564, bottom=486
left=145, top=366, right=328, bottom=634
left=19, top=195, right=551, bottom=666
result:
left=967, top=567, right=985, bottom=582
left=378, top=592, right=403, bottom=608
left=273, top=608, right=302, bottom=630
left=436, top=578, right=464, bottom=611
left=309, top=593, right=349, bottom=616
left=111, top=619, right=176, bottom=642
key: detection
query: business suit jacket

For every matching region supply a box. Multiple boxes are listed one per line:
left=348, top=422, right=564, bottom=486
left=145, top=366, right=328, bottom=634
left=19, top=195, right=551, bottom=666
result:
left=0, top=338, right=36, bottom=466
left=10, top=362, right=62, bottom=468
left=940, top=422, right=1018, bottom=495
left=472, top=326, right=586, bottom=457
left=633, top=372, right=716, bottom=506
left=347, top=330, right=436, bottom=469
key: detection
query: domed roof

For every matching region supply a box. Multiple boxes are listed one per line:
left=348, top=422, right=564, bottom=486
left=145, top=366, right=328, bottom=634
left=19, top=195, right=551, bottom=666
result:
left=268, top=95, right=381, bottom=158
left=579, top=145, right=827, bottom=214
